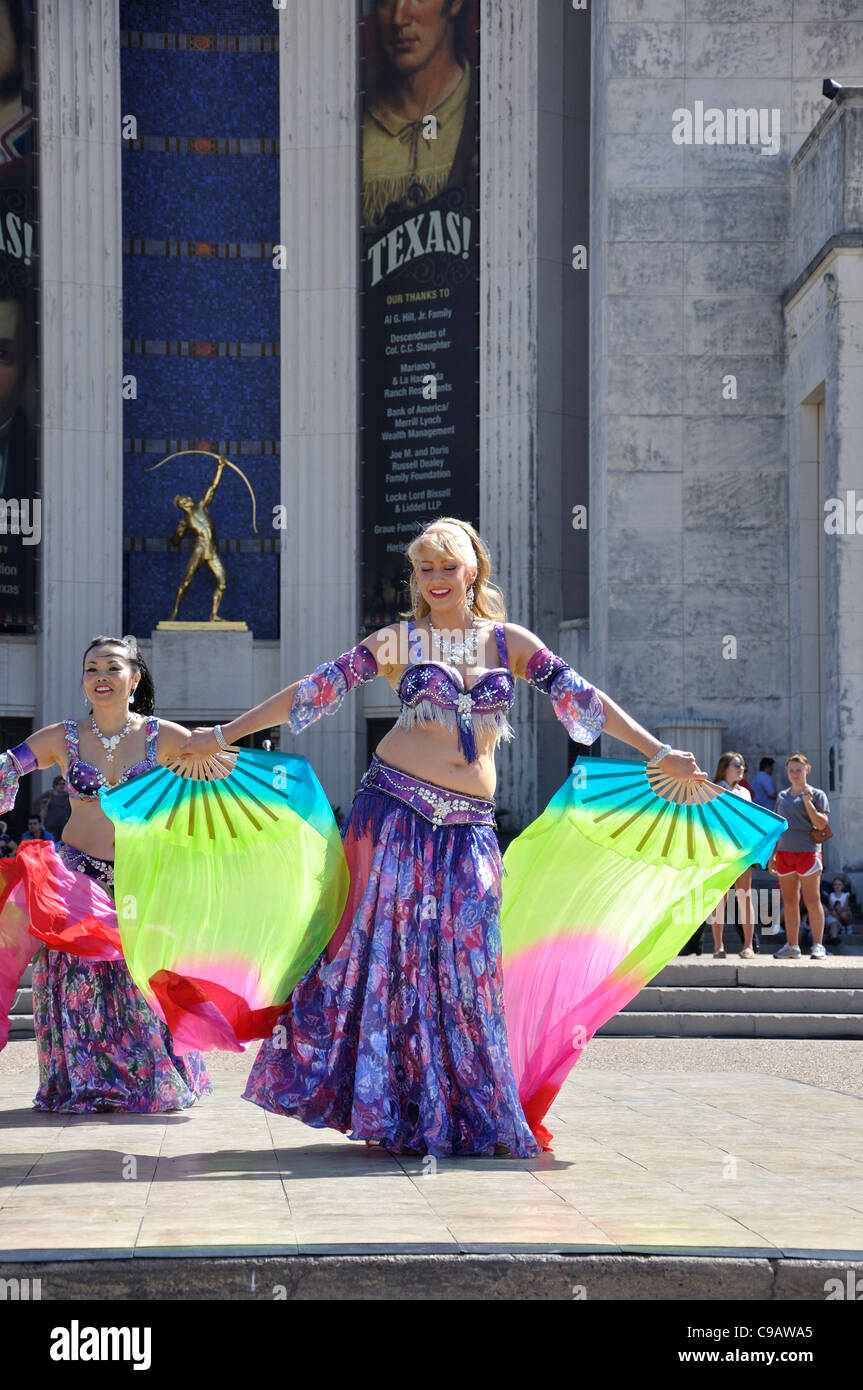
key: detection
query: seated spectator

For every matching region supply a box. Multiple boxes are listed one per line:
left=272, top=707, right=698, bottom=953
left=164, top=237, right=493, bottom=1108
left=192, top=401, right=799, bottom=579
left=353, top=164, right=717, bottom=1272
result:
left=0, top=818, right=16, bottom=856
left=829, top=877, right=853, bottom=935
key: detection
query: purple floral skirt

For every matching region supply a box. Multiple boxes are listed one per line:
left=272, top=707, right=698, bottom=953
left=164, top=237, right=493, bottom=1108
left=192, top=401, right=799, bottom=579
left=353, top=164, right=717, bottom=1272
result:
left=30, top=841, right=213, bottom=1113
left=243, top=756, right=541, bottom=1158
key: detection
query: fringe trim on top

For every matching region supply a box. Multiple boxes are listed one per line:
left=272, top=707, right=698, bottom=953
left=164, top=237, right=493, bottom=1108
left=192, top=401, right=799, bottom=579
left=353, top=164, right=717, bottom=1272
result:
left=395, top=703, right=515, bottom=746
left=362, top=168, right=453, bottom=225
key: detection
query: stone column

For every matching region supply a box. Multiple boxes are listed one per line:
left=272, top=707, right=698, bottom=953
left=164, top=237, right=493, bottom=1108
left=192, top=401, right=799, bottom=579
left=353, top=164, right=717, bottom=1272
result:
left=479, top=1, right=539, bottom=825
left=480, top=0, right=590, bottom=824
left=37, top=0, right=124, bottom=723
left=277, top=2, right=359, bottom=808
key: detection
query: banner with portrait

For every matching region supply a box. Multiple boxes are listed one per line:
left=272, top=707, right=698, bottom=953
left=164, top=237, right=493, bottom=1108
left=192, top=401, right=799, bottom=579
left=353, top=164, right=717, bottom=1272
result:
left=0, top=0, right=37, bottom=631
left=359, top=0, right=479, bottom=631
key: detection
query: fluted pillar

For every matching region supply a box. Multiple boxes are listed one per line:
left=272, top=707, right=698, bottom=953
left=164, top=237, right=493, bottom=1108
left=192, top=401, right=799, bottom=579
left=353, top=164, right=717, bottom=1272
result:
left=277, top=2, right=359, bottom=807
left=480, top=1, right=539, bottom=824
left=38, top=0, right=123, bottom=723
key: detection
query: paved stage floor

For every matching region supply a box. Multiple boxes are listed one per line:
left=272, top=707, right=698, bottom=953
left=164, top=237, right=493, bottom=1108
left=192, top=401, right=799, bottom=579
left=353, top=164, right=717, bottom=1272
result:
left=2, top=1040, right=863, bottom=1262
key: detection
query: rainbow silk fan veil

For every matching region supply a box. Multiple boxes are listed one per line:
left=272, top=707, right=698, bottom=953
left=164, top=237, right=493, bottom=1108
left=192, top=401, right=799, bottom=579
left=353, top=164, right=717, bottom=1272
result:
left=99, top=748, right=349, bottom=1053
left=499, top=757, right=787, bottom=1150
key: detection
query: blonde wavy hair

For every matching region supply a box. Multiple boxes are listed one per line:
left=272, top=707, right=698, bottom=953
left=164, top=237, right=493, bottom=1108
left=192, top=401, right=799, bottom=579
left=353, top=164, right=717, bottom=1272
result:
left=400, top=517, right=506, bottom=622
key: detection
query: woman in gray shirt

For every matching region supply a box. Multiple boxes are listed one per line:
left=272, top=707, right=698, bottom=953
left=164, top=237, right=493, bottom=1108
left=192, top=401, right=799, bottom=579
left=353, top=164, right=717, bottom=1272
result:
left=768, top=753, right=830, bottom=959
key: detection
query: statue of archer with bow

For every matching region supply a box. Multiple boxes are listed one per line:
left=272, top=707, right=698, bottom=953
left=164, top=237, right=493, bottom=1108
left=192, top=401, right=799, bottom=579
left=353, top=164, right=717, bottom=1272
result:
left=148, top=450, right=258, bottom=624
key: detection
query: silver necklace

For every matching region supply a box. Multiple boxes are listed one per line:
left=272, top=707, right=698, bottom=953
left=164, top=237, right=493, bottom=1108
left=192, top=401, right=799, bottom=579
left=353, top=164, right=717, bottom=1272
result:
left=428, top=612, right=479, bottom=666
left=90, top=713, right=132, bottom=763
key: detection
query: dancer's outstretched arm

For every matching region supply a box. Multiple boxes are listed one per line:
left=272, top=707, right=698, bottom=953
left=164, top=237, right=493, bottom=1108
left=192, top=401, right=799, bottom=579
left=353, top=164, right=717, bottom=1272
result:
left=178, top=627, right=403, bottom=759
left=507, top=622, right=707, bottom=782
left=0, top=725, right=66, bottom=811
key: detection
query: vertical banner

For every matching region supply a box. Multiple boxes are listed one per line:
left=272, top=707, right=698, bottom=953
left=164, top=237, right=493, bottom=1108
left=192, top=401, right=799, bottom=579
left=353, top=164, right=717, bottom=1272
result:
left=0, top=0, right=37, bottom=631
left=359, top=0, right=479, bottom=631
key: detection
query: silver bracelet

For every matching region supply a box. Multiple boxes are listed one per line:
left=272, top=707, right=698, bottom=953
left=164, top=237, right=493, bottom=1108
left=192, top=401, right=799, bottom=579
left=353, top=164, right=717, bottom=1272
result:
left=646, top=742, right=672, bottom=768
left=213, top=724, right=230, bottom=752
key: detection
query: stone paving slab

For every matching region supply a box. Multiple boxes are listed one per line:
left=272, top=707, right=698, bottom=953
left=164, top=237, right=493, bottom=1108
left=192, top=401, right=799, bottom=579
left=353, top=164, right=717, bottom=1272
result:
left=2, top=1063, right=863, bottom=1262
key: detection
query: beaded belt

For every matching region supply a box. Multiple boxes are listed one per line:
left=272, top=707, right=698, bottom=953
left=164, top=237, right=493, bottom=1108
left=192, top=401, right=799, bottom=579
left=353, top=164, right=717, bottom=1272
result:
left=359, top=753, right=496, bottom=830
left=57, top=840, right=115, bottom=889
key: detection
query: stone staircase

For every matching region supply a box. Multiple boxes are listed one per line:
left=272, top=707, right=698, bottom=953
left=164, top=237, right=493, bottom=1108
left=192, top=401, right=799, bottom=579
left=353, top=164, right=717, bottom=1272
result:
left=597, top=955, right=863, bottom=1038
left=8, top=962, right=33, bottom=1038
left=7, top=932, right=863, bottom=1045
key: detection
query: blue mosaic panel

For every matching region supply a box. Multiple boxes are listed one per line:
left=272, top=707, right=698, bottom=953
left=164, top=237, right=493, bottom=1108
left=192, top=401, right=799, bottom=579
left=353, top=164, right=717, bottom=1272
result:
left=121, top=259, right=277, bottom=340
left=121, top=54, right=279, bottom=139
left=123, top=357, right=280, bottom=436
left=123, top=153, right=278, bottom=239
left=120, top=0, right=280, bottom=641
left=121, top=0, right=277, bottom=35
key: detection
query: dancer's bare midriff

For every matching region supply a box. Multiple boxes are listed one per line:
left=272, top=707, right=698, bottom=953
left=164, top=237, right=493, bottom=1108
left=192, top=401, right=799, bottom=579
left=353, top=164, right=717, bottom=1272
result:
left=375, top=716, right=500, bottom=801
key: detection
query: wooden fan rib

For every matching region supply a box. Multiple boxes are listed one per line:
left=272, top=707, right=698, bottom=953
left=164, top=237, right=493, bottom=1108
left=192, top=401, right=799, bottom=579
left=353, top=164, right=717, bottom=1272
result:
left=219, top=776, right=264, bottom=831
left=704, top=798, right=744, bottom=850
left=582, top=777, right=648, bottom=806
left=609, top=794, right=663, bottom=839
left=164, top=776, right=190, bottom=831
left=112, top=767, right=179, bottom=824
left=635, top=802, right=670, bottom=853
left=201, top=781, right=216, bottom=840
left=661, top=805, right=681, bottom=858
left=208, top=780, right=238, bottom=838
left=590, top=788, right=655, bottom=823
left=695, top=802, right=720, bottom=858
left=231, top=766, right=295, bottom=811
left=228, top=773, right=282, bottom=823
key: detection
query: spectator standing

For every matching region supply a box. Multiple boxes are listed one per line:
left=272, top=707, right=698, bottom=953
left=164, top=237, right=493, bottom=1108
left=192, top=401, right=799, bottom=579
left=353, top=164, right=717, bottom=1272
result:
left=751, top=757, right=778, bottom=813
left=39, top=775, right=71, bottom=840
left=709, top=752, right=757, bottom=959
left=769, top=753, right=830, bottom=959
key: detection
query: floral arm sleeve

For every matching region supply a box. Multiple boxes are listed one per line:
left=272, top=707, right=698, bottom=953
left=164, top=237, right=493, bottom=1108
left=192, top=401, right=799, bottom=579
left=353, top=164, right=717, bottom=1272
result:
left=0, top=741, right=38, bottom=814
left=287, top=643, right=379, bottom=735
left=524, top=649, right=606, bottom=745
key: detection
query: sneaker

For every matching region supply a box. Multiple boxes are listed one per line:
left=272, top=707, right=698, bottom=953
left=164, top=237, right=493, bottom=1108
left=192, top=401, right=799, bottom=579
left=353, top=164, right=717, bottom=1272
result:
left=773, top=943, right=802, bottom=959
left=810, top=942, right=828, bottom=960
left=713, top=949, right=726, bottom=959
left=740, top=947, right=756, bottom=959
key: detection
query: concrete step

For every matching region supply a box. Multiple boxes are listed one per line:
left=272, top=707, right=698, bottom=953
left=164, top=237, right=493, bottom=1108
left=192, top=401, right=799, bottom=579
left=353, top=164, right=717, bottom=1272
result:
left=624, top=985, right=863, bottom=1014
left=597, top=1011, right=863, bottom=1038
left=10, top=987, right=32, bottom=1015
left=654, top=958, right=863, bottom=987
left=7, top=1013, right=34, bottom=1037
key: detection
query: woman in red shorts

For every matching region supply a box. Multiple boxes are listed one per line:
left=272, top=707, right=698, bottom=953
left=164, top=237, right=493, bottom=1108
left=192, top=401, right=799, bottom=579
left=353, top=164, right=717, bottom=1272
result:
left=768, top=753, right=830, bottom=959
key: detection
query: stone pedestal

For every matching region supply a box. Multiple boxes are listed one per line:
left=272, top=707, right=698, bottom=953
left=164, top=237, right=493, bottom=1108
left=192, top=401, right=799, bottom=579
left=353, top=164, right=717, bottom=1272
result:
left=149, top=627, right=255, bottom=723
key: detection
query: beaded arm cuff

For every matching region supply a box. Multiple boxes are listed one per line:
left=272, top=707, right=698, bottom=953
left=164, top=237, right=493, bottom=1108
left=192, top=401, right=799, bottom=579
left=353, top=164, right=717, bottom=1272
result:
left=524, top=648, right=606, bottom=745
left=287, top=643, right=379, bottom=735
left=0, top=740, right=38, bottom=814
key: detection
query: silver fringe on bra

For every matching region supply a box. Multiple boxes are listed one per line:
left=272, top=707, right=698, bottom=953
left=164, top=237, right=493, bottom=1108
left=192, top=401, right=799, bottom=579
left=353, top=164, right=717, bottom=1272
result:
left=396, top=703, right=515, bottom=746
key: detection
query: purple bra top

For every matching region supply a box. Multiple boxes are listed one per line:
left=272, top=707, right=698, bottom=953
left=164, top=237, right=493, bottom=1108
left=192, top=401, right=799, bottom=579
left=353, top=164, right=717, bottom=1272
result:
left=63, top=717, right=159, bottom=801
left=395, top=620, right=516, bottom=764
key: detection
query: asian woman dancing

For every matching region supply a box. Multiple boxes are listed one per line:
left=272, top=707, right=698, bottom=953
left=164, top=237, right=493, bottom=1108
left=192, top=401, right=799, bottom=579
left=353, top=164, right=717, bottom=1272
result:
left=0, top=635, right=212, bottom=1111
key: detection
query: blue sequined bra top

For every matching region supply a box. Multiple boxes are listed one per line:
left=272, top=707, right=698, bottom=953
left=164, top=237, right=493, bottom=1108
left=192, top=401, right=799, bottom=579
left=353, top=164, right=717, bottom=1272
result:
left=63, top=717, right=159, bottom=801
left=395, top=619, right=516, bottom=764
